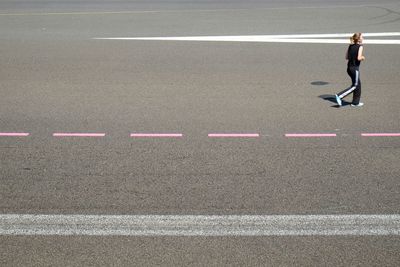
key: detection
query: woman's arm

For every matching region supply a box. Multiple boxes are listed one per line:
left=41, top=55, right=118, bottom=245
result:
left=358, top=46, right=365, bottom=61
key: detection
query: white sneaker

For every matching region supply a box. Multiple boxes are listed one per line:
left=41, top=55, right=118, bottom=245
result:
left=351, top=103, right=364, bottom=107
left=335, top=95, right=342, bottom=106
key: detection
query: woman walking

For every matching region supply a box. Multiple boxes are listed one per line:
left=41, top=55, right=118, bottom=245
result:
left=335, top=33, right=366, bottom=107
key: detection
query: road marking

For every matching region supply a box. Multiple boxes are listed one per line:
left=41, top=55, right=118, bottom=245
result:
left=0, top=133, right=29, bottom=137
left=1, top=132, right=399, bottom=138
left=94, top=32, right=400, bottom=45
left=285, top=133, right=337, bottom=137
left=0, top=10, right=162, bottom=16
left=362, top=133, right=400, bottom=137
left=208, top=133, right=260, bottom=138
left=1, top=214, right=399, bottom=236
left=130, top=133, right=183, bottom=138
left=95, top=32, right=400, bottom=40
left=53, top=133, right=106, bottom=137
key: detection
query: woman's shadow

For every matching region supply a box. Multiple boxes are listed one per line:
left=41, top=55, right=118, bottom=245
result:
left=318, top=94, right=351, bottom=108
left=311, top=81, right=351, bottom=108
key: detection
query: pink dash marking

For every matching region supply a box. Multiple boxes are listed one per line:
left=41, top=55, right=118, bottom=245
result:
left=130, top=133, right=183, bottom=138
left=53, top=133, right=105, bottom=137
left=285, top=133, right=337, bottom=137
left=0, top=133, right=29, bottom=137
left=361, top=133, right=400, bottom=137
left=208, top=133, right=260, bottom=138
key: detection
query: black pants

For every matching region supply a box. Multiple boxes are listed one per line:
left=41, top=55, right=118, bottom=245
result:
left=337, top=67, right=361, bottom=105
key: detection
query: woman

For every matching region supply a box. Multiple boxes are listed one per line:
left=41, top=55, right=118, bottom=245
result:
left=335, top=33, right=366, bottom=107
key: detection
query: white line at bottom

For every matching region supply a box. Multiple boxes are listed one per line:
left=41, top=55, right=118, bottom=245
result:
left=0, top=133, right=29, bottom=137
left=53, top=133, right=105, bottom=137
left=1, top=214, right=399, bottom=236
left=130, top=133, right=183, bottom=138
left=94, top=33, right=400, bottom=45
left=361, top=133, right=400, bottom=137
left=285, top=133, right=337, bottom=137
left=208, top=133, right=260, bottom=138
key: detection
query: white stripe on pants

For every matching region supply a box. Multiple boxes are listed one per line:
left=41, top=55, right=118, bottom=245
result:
left=339, top=70, right=359, bottom=98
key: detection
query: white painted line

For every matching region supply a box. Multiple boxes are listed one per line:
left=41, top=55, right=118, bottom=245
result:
left=96, top=38, right=400, bottom=44
left=1, top=214, right=399, bottom=236
left=130, top=133, right=183, bottom=138
left=285, top=133, right=337, bottom=137
left=257, top=39, right=400, bottom=44
left=361, top=133, right=400, bottom=137
left=0, top=133, right=29, bottom=137
left=208, top=133, right=260, bottom=138
left=53, top=133, right=105, bottom=137
left=0, top=10, right=162, bottom=16
left=274, top=32, right=400, bottom=38
left=95, top=32, right=400, bottom=40
left=94, top=32, right=400, bottom=45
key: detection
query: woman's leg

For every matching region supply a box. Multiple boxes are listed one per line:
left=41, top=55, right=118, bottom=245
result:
left=336, top=68, right=358, bottom=101
left=351, top=75, right=361, bottom=105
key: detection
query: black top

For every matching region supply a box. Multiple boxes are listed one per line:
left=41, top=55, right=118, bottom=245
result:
left=347, top=44, right=362, bottom=68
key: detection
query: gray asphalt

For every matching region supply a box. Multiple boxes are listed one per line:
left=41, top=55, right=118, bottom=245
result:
left=1, top=0, right=400, bottom=266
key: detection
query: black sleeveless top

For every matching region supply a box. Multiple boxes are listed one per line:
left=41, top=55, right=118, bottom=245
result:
left=347, top=44, right=362, bottom=68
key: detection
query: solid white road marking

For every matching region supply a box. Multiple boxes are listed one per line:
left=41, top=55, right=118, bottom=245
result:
left=1, top=214, right=399, bottom=236
left=53, top=133, right=106, bottom=137
left=208, top=133, right=260, bottom=138
left=285, top=133, right=337, bottom=137
left=0, top=11, right=163, bottom=16
left=94, top=32, right=400, bottom=44
left=130, top=133, right=183, bottom=138
left=362, top=133, right=400, bottom=137
left=0, top=133, right=29, bottom=137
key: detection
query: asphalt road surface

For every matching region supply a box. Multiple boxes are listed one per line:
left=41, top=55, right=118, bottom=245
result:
left=1, top=0, right=400, bottom=266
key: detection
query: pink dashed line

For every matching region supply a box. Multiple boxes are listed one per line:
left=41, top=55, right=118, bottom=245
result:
left=0, top=133, right=29, bottom=137
left=285, top=133, right=337, bottom=138
left=208, top=133, right=260, bottom=138
left=130, top=133, right=183, bottom=138
left=3, top=131, right=400, bottom=138
left=361, top=133, right=400, bottom=137
left=53, top=133, right=105, bottom=137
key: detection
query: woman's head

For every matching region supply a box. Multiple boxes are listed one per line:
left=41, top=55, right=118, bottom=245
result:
left=350, top=33, right=363, bottom=44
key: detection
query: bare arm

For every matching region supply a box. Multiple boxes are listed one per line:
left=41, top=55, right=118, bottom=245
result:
left=358, top=46, right=365, bottom=61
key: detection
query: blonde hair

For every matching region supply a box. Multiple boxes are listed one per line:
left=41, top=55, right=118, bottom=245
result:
left=350, top=33, right=362, bottom=44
